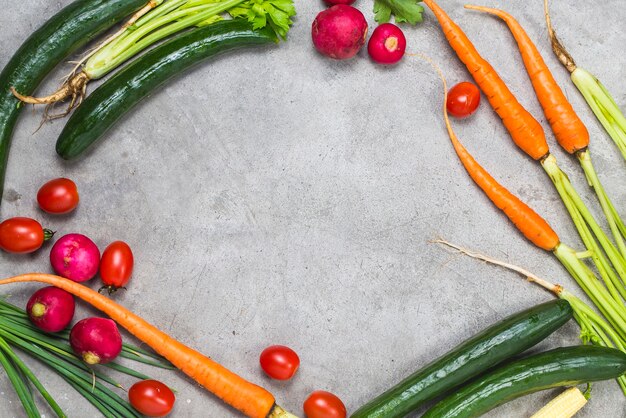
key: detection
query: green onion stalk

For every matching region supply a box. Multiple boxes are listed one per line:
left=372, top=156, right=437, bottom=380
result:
left=0, top=297, right=173, bottom=417
left=544, top=0, right=626, bottom=162
left=11, top=0, right=295, bottom=113
left=435, top=239, right=626, bottom=395
left=542, top=1, right=626, bottom=268
left=541, top=155, right=626, bottom=301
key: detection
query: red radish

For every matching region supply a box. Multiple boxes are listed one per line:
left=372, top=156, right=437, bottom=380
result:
left=26, top=286, right=75, bottom=332
left=312, top=5, right=368, bottom=60
left=50, top=233, right=100, bottom=282
left=368, top=23, right=406, bottom=64
left=70, top=317, right=122, bottom=365
left=324, top=0, right=356, bottom=5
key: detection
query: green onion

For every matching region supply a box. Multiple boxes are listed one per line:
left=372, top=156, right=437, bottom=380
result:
left=544, top=0, right=626, bottom=162
left=0, top=297, right=172, bottom=416
left=572, top=69, right=626, bottom=161
left=0, top=340, right=40, bottom=418
left=542, top=155, right=626, bottom=303
left=0, top=337, right=66, bottom=417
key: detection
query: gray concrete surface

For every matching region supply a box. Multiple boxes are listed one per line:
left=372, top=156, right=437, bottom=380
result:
left=1, top=0, right=625, bottom=416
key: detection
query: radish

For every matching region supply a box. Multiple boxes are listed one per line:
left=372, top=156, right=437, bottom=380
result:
left=368, top=23, right=406, bottom=64
left=70, top=317, right=122, bottom=365
left=312, top=5, right=368, bottom=60
left=26, top=286, right=75, bottom=332
left=50, top=233, right=100, bottom=282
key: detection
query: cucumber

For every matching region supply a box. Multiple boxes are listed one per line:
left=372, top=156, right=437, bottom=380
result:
left=422, top=345, right=626, bottom=418
left=351, top=300, right=573, bottom=418
left=55, top=20, right=277, bottom=160
left=0, top=0, right=147, bottom=206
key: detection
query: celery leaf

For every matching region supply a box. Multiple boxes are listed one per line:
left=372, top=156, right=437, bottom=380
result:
left=229, top=0, right=296, bottom=40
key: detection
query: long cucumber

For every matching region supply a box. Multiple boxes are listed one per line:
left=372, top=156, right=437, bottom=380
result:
left=351, top=300, right=573, bottom=418
left=56, top=20, right=277, bottom=160
left=0, top=0, right=147, bottom=207
left=422, top=345, right=626, bottom=418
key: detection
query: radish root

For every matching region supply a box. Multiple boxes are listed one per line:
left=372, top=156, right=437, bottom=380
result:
left=544, top=0, right=576, bottom=73
left=433, top=238, right=562, bottom=295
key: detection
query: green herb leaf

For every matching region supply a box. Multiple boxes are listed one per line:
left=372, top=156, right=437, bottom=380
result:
left=373, top=0, right=423, bottom=25
left=228, top=0, right=296, bottom=40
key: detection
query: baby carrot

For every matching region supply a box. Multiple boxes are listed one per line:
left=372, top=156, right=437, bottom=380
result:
left=422, top=0, right=548, bottom=160
left=463, top=4, right=588, bottom=154
left=466, top=3, right=626, bottom=289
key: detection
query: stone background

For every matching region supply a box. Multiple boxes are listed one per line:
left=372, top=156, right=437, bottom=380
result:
left=1, top=0, right=625, bottom=416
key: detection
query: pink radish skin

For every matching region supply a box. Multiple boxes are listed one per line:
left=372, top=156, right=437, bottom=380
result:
left=324, top=0, right=356, bottom=5
left=368, top=23, right=407, bottom=64
left=50, top=233, right=100, bottom=282
left=27, top=286, right=75, bottom=333
left=70, top=318, right=122, bottom=365
left=312, top=5, right=368, bottom=60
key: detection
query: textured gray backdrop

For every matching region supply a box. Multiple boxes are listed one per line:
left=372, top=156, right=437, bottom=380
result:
left=1, top=0, right=625, bottom=416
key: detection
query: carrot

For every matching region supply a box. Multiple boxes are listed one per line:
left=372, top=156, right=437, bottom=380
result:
left=424, top=0, right=626, bottom=301
left=432, top=67, right=559, bottom=251
left=464, top=3, right=626, bottom=290
left=543, top=0, right=626, bottom=162
left=427, top=58, right=626, bottom=343
left=463, top=4, right=589, bottom=154
left=421, top=0, right=548, bottom=161
left=0, top=274, right=294, bottom=418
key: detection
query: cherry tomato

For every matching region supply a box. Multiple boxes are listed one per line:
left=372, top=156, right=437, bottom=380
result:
left=100, top=241, right=134, bottom=292
left=446, top=81, right=481, bottom=118
left=129, top=380, right=175, bottom=417
left=259, top=345, right=300, bottom=380
left=303, top=391, right=347, bottom=418
left=37, top=178, right=79, bottom=214
left=0, top=217, right=52, bottom=254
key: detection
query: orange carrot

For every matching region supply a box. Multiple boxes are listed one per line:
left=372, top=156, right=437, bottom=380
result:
left=428, top=61, right=560, bottom=251
left=465, top=4, right=589, bottom=154
left=422, top=0, right=549, bottom=160
left=0, top=274, right=292, bottom=418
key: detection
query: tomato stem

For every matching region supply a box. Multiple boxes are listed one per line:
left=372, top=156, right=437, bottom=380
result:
left=43, top=229, right=55, bottom=242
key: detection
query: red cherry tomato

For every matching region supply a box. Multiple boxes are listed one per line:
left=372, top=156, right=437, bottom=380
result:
left=129, top=380, right=175, bottom=417
left=446, top=82, right=481, bottom=118
left=303, top=391, right=347, bottom=418
left=259, top=345, right=300, bottom=380
left=37, top=178, right=79, bottom=214
left=100, top=241, right=134, bottom=291
left=0, top=217, right=51, bottom=254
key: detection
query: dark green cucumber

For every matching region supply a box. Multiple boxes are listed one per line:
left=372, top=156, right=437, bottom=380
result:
left=0, top=0, right=147, bottom=206
left=423, top=345, right=626, bottom=418
left=351, top=300, right=573, bottom=418
left=56, top=20, right=277, bottom=160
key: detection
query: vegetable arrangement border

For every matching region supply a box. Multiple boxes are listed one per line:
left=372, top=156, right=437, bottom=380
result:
left=1, top=0, right=626, bottom=417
